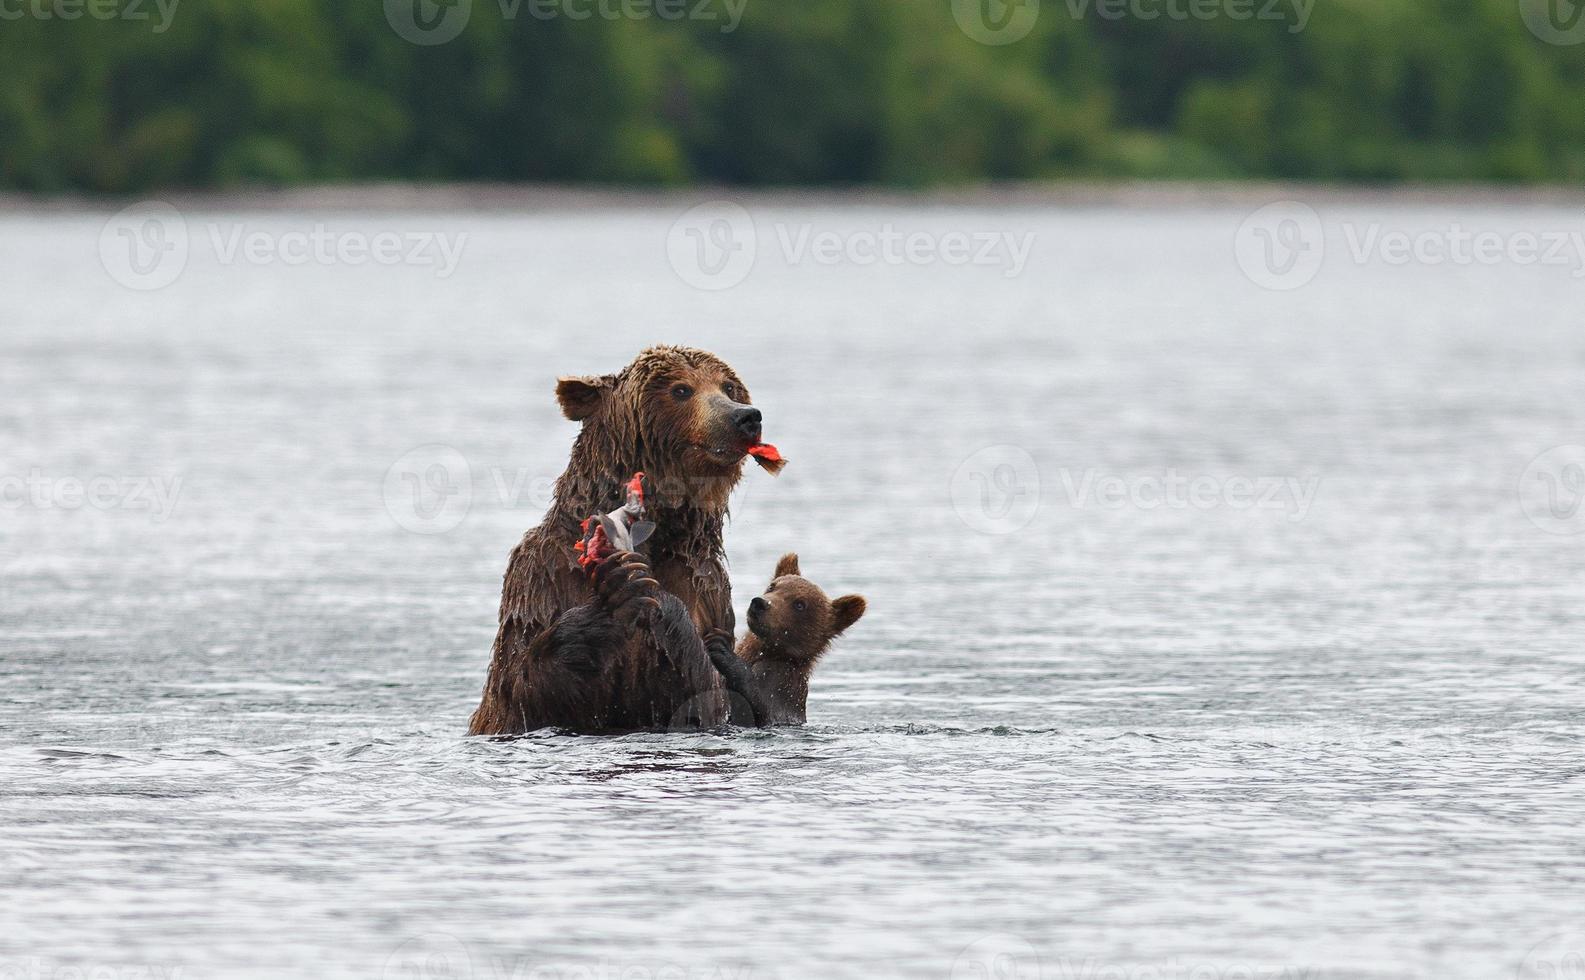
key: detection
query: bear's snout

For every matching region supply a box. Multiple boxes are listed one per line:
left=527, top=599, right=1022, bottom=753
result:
left=730, top=406, right=763, bottom=442
left=748, top=596, right=768, bottom=617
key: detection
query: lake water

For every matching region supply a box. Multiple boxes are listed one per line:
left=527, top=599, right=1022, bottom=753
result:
left=2, top=192, right=1584, bottom=980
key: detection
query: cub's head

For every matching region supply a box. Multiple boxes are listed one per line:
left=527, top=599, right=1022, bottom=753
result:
left=555, top=346, right=765, bottom=485
left=745, top=553, right=866, bottom=662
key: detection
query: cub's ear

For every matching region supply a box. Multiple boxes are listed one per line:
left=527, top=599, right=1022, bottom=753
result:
left=556, top=374, right=614, bottom=422
left=773, top=552, right=800, bottom=580
left=829, top=595, right=866, bottom=637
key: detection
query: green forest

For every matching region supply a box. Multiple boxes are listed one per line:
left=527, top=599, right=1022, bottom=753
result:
left=3, top=0, right=1585, bottom=192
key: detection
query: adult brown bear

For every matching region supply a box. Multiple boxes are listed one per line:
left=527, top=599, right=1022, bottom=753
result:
left=467, top=346, right=774, bottom=735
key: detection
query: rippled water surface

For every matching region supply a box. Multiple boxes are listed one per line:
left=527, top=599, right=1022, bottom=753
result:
left=3, top=196, right=1584, bottom=980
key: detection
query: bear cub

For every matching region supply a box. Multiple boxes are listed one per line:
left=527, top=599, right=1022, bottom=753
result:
left=711, top=553, right=866, bottom=726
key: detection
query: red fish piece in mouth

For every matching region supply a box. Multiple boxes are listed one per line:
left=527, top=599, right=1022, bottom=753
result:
left=746, top=442, right=785, bottom=475
left=695, top=441, right=786, bottom=474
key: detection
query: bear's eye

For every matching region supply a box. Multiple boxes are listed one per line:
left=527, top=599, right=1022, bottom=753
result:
left=671, top=384, right=693, bottom=401
left=722, top=382, right=741, bottom=400
left=793, top=600, right=807, bottom=613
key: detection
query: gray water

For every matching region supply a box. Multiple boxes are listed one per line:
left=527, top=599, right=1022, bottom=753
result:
left=3, top=194, right=1584, bottom=980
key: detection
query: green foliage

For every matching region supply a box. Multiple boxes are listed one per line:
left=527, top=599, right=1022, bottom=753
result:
left=1, top=0, right=1582, bottom=190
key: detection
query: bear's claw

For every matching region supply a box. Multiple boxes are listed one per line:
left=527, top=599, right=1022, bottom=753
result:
left=592, top=551, right=664, bottom=629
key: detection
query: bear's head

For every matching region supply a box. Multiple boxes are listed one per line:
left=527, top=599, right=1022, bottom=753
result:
left=745, top=553, right=866, bottom=662
left=554, top=346, right=771, bottom=514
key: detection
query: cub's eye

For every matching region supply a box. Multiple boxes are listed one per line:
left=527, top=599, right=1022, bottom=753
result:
left=671, top=384, right=693, bottom=401
left=793, top=600, right=807, bottom=613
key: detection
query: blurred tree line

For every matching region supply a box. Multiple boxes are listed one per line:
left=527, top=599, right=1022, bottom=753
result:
left=2, top=0, right=1583, bottom=192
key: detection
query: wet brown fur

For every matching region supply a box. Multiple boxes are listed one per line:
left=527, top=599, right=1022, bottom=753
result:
left=731, top=553, right=867, bottom=726
left=469, top=346, right=767, bottom=735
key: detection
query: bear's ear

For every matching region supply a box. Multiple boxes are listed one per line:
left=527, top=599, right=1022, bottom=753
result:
left=556, top=374, right=614, bottom=422
left=829, top=595, right=866, bottom=637
left=773, top=553, right=800, bottom=580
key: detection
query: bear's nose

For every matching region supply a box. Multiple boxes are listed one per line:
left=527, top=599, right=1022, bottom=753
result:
left=748, top=596, right=767, bottom=615
left=730, top=406, right=762, bottom=442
